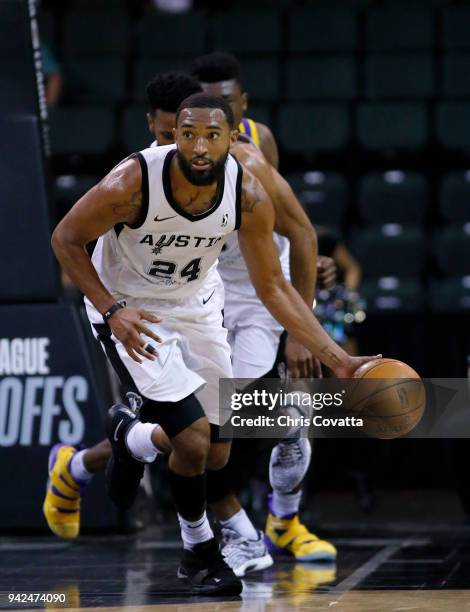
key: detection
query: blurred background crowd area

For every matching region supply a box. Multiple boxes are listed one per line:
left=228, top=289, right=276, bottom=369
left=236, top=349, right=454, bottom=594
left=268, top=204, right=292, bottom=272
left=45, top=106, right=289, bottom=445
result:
left=37, top=0, right=470, bottom=378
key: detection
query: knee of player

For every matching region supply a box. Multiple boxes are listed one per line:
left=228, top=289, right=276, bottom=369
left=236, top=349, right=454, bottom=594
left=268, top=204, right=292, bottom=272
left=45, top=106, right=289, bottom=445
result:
left=184, top=441, right=210, bottom=469
left=206, top=445, right=230, bottom=471
left=177, top=420, right=211, bottom=466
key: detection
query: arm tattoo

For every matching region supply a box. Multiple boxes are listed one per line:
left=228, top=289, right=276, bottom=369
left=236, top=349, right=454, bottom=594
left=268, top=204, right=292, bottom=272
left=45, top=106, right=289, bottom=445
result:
left=111, top=189, right=142, bottom=222
left=241, top=173, right=263, bottom=213
left=320, top=344, right=341, bottom=365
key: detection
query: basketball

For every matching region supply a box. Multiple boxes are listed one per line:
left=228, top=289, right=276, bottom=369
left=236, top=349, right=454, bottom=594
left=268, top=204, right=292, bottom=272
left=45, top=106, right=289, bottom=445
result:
left=349, top=359, right=425, bottom=439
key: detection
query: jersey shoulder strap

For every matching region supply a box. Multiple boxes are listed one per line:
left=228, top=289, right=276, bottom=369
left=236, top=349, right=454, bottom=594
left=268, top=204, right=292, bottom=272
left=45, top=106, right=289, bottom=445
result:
left=238, top=117, right=260, bottom=149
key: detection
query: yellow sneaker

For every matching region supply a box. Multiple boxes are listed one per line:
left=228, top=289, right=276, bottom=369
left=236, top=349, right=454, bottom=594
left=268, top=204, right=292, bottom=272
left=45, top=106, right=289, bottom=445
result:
left=265, top=513, right=337, bottom=562
left=43, top=444, right=81, bottom=540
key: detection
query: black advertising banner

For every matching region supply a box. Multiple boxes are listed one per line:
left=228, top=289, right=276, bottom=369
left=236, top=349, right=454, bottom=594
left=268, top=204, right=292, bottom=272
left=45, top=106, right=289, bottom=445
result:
left=0, top=303, right=116, bottom=529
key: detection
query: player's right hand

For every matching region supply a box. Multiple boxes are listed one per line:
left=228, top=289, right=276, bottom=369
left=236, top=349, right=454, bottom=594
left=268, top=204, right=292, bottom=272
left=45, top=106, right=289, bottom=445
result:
left=107, top=307, right=162, bottom=363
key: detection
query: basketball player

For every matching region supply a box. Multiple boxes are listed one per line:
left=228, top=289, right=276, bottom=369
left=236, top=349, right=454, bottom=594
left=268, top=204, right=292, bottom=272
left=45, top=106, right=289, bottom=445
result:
left=42, top=73, right=204, bottom=542
left=191, top=52, right=334, bottom=562
left=43, top=72, right=335, bottom=577
left=49, top=94, right=379, bottom=594
left=44, top=73, right=273, bottom=577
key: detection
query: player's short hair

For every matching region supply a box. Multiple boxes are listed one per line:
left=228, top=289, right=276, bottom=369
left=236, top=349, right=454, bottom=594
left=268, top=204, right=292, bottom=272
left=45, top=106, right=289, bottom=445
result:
left=176, top=93, right=235, bottom=129
left=190, top=52, right=243, bottom=87
left=146, top=71, right=202, bottom=114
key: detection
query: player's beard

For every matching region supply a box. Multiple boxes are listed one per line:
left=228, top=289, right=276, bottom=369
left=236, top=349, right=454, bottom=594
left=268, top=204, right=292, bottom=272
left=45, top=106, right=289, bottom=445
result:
left=176, top=149, right=228, bottom=186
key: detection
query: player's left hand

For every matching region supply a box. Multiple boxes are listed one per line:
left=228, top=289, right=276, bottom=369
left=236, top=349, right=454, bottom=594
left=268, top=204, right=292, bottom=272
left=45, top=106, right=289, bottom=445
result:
left=317, top=256, right=336, bottom=290
left=333, top=354, right=382, bottom=378
left=285, top=335, right=317, bottom=378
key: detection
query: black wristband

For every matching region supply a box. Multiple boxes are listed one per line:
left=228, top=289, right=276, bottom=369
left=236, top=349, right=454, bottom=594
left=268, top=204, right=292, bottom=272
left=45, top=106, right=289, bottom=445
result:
left=102, top=302, right=124, bottom=323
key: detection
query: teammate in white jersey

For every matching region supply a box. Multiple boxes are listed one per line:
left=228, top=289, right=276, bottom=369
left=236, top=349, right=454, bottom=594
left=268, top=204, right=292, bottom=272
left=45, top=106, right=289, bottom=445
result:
left=48, top=94, right=380, bottom=595
left=192, top=52, right=337, bottom=562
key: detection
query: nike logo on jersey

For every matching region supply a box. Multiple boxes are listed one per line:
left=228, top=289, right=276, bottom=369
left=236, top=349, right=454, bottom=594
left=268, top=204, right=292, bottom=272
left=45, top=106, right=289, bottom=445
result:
left=154, top=215, right=177, bottom=222
left=203, top=289, right=215, bottom=305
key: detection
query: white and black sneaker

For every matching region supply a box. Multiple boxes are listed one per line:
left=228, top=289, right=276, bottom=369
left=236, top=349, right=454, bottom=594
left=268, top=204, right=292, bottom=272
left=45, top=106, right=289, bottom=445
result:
left=221, top=527, right=273, bottom=577
left=177, top=538, right=243, bottom=596
left=105, top=403, right=144, bottom=509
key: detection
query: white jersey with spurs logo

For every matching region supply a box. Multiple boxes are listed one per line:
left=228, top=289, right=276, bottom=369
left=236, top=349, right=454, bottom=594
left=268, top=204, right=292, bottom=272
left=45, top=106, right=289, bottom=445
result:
left=85, top=144, right=242, bottom=425
left=90, top=144, right=242, bottom=301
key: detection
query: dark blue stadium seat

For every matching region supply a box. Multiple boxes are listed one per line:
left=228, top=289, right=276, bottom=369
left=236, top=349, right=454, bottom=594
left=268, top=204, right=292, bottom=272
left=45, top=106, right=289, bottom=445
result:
left=65, top=59, right=126, bottom=104
left=440, top=172, right=470, bottom=224
left=54, top=174, right=98, bottom=217
left=288, top=8, right=357, bottom=52
left=364, top=55, right=434, bottom=100
left=357, top=103, right=428, bottom=151
left=433, top=226, right=470, bottom=275
left=122, top=105, right=151, bottom=153
left=287, top=171, right=348, bottom=227
left=365, top=8, right=434, bottom=51
left=436, top=103, right=470, bottom=151
left=278, top=104, right=349, bottom=154
left=441, top=55, right=470, bottom=98
left=136, top=13, right=206, bottom=57
left=442, top=7, right=470, bottom=51
left=50, top=108, right=114, bottom=155
left=351, top=226, right=425, bottom=278
left=359, top=171, right=428, bottom=225
left=428, top=277, right=470, bottom=312
left=286, top=57, right=357, bottom=101
left=63, top=12, right=128, bottom=57
left=361, top=278, right=424, bottom=313
left=242, top=60, right=279, bottom=102
left=211, top=11, right=280, bottom=54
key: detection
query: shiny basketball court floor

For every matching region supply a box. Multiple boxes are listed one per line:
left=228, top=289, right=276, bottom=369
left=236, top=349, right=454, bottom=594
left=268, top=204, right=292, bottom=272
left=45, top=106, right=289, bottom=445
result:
left=2, top=491, right=470, bottom=612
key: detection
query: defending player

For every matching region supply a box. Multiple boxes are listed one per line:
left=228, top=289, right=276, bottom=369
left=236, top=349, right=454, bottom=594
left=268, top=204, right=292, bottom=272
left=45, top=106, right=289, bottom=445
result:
left=191, top=52, right=333, bottom=562
left=191, top=52, right=279, bottom=168
left=50, top=94, right=380, bottom=594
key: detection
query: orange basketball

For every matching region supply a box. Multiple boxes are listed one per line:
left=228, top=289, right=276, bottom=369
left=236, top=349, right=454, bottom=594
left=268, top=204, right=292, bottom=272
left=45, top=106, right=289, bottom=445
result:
left=349, top=358, right=425, bottom=439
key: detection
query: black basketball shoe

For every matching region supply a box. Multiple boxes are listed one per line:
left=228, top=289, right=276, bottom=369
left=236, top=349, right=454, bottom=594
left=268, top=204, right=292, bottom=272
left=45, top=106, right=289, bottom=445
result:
left=177, top=537, right=243, bottom=596
left=106, top=403, right=145, bottom=509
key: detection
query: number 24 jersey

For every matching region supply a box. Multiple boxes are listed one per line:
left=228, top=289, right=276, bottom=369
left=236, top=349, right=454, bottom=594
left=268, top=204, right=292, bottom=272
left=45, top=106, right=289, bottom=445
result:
left=91, top=144, right=243, bottom=300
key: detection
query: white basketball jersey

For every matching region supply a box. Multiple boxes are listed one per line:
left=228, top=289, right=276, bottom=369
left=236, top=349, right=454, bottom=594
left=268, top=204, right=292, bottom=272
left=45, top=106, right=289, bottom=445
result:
left=219, top=231, right=290, bottom=297
left=91, top=144, right=242, bottom=299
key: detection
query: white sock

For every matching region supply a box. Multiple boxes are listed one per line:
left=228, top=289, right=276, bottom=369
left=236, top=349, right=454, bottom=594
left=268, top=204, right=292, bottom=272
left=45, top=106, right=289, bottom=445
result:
left=220, top=508, right=258, bottom=540
left=69, top=449, right=93, bottom=484
left=272, top=490, right=302, bottom=518
left=178, top=512, right=214, bottom=550
left=125, top=422, right=160, bottom=463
